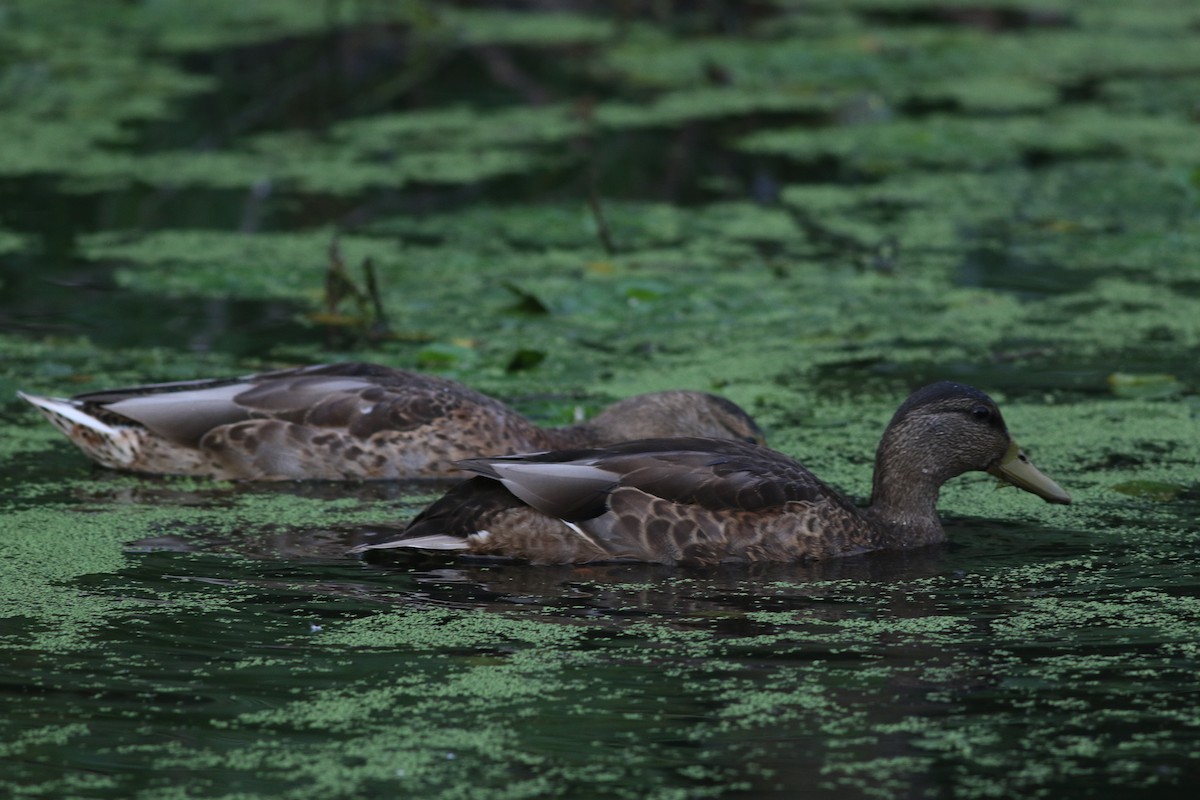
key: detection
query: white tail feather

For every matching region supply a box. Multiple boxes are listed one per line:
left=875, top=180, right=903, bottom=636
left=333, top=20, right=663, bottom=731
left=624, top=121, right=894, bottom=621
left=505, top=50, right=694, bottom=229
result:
left=18, top=391, right=141, bottom=467
left=349, top=534, right=470, bottom=554
left=18, top=392, right=120, bottom=436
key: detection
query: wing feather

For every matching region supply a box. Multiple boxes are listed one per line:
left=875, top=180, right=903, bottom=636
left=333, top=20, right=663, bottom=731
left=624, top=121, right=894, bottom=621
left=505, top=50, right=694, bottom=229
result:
left=65, top=363, right=512, bottom=447
left=486, top=461, right=619, bottom=520
left=459, top=437, right=838, bottom=515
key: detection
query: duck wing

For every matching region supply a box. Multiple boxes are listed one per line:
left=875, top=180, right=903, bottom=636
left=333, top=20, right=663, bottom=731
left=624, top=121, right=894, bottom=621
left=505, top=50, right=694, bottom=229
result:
left=70, top=363, right=507, bottom=447
left=457, top=437, right=842, bottom=521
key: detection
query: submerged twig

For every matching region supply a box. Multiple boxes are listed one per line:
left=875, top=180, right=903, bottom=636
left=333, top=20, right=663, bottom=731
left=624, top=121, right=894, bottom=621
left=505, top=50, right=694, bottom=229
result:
left=362, top=257, right=392, bottom=338
left=324, top=237, right=365, bottom=316
left=315, top=237, right=395, bottom=343
left=587, top=187, right=617, bottom=256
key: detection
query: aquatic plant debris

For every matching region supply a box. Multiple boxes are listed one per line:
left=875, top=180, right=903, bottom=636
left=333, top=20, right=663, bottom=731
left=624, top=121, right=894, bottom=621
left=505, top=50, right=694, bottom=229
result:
left=2, top=0, right=1200, bottom=797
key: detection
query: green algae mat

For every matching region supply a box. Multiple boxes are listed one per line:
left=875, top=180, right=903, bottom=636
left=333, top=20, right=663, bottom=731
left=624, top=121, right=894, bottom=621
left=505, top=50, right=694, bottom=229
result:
left=2, top=1, right=1200, bottom=796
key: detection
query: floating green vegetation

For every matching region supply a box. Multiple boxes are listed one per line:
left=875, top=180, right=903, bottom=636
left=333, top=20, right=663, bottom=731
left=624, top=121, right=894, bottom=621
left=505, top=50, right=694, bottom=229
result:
left=1109, top=480, right=1187, bottom=502
left=0, top=3, right=213, bottom=177
left=0, top=229, right=24, bottom=255
left=81, top=230, right=398, bottom=300
left=8, top=545, right=1199, bottom=798
left=740, top=109, right=1199, bottom=175
left=0, top=333, right=246, bottom=399
left=1108, top=372, right=1184, bottom=400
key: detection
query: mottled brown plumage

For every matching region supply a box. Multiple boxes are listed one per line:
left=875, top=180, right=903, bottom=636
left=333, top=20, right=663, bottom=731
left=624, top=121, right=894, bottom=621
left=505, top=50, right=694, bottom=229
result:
left=19, top=362, right=764, bottom=481
left=353, top=382, right=1071, bottom=565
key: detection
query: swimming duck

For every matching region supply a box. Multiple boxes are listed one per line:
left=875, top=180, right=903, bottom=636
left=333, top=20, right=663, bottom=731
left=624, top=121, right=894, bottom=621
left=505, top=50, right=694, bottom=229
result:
left=18, top=362, right=764, bottom=481
left=352, top=381, right=1070, bottom=564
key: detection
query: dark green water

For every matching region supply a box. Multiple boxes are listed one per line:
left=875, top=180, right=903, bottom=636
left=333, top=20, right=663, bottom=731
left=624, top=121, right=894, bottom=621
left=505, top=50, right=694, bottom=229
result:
left=2, top=2, right=1200, bottom=797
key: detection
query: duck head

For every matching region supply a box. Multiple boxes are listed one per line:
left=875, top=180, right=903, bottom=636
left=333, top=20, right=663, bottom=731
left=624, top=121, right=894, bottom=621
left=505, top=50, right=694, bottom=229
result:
left=870, top=381, right=1070, bottom=527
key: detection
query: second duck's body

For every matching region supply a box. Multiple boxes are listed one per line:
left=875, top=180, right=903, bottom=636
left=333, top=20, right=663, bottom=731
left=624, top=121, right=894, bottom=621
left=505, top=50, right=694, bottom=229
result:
left=19, top=362, right=764, bottom=481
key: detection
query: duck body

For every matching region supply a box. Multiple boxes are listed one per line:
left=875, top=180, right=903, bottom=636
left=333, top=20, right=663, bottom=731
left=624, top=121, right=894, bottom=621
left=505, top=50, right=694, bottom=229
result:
left=354, top=382, right=1071, bottom=565
left=19, top=362, right=764, bottom=481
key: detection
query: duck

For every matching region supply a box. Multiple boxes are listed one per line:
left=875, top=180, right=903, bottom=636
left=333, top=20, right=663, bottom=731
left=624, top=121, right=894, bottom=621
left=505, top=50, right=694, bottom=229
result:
left=351, top=381, right=1071, bottom=564
left=18, top=362, right=764, bottom=481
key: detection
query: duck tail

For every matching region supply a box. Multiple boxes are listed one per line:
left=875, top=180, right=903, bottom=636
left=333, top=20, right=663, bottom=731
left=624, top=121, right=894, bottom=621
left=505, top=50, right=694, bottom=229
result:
left=348, top=534, right=471, bottom=554
left=17, top=391, right=140, bottom=468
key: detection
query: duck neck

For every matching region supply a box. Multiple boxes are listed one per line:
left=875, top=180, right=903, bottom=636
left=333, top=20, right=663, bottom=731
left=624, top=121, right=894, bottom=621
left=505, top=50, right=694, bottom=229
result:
left=864, top=444, right=948, bottom=549
left=541, top=406, right=649, bottom=449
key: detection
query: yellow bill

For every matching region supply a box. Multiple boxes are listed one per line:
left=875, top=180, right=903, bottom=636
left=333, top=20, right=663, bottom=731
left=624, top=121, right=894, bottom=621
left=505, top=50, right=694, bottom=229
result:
left=988, top=441, right=1072, bottom=505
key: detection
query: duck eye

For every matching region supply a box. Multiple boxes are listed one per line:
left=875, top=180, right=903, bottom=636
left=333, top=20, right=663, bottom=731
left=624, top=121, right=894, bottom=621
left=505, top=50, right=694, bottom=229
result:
left=971, top=405, right=992, bottom=421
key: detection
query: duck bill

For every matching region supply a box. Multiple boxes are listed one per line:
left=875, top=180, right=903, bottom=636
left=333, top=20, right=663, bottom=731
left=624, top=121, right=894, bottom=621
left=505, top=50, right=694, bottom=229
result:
left=988, top=441, right=1072, bottom=505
